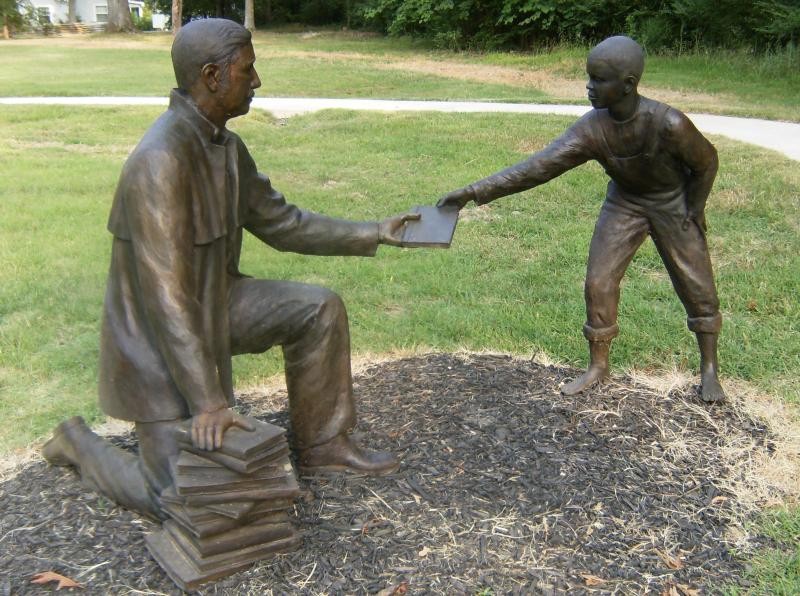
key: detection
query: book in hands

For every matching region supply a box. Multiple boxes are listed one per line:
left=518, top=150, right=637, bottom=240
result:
left=399, top=205, right=459, bottom=248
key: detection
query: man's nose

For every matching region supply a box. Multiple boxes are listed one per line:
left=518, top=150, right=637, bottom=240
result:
left=251, top=68, right=262, bottom=89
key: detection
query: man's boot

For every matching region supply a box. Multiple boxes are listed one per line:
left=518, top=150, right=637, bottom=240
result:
left=42, top=416, right=162, bottom=519
left=297, top=434, right=400, bottom=476
left=696, top=332, right=726, bottom=403
left=561, top=339, right=611, bottom=395
left=42, top=416, right=91, bottom=466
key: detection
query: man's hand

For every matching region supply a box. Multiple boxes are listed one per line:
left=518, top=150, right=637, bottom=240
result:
left=378, top=212, right=422, bottom=246
left=191, top=407, right=255, bottom=451
left=436, top=186, right=475, bottom=210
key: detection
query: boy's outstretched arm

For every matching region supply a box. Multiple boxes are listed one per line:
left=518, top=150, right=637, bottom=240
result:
left=668, top=111, right=719, bottom=231
left=437, top=120, right=594, bottom=209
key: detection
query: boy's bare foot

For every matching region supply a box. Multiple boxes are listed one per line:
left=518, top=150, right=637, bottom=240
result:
left=700, top=369, right=726, bottom=403
left=560, top=365, right=609, bottom=395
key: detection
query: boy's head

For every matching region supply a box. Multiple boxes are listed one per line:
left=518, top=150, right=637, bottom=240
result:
left=585, top=36, right=644, bottom=110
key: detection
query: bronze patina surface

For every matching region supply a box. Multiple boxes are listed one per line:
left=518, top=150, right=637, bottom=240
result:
left=438, top=36, right=725, bottom=403
left=43, top=18, right=419, bottom=522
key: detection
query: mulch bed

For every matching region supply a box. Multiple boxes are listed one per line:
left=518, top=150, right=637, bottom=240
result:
left=0, top=353, right=776, bottom=594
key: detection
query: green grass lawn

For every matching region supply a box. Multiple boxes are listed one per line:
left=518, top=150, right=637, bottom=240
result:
left=1, top=30, right=798, bottom=120
left=0, top=38, right=543, bottom=102
left=1, top=32, right=798, bottom=592
left=1, top=105, right=798, bottom=454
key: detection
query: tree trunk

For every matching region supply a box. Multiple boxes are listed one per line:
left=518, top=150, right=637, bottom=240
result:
left=215, top=0, right=224, bottom=18
left=3, top=15, right=9, bottom=40
left=244, top=0, right=255, bottom=31
left=265, top=0, right=272, bottom=21
left=107, top=0, right=135, bottom=31
left=68, top=0, right=76, bottom=23
left=171, top=0, right=182, bottom=33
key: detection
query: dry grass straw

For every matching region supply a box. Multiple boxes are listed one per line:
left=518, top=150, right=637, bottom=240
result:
left=8, top=351, right=796, bottom=539
left=629, top=367, right=800, bottom=506
left=247, top=349, right=799, bottom=568
left=626, top=365, right=800, bottom=556
left=3, top=351, right=789, bottom=593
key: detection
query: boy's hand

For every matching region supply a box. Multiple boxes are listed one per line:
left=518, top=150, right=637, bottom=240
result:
left=682, top=209, right=707, bottom=233
left=436, top=186, right=475, bottom=210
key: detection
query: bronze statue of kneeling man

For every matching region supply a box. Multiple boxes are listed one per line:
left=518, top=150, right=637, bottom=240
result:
left=439, top=36, right=726, bottom=403
left=44, top=18, right=420, bottom=521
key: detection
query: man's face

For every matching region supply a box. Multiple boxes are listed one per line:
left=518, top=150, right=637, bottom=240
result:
left=218, top=42, right=261, bottom=121
left=585, top=56, right=628, bottom=110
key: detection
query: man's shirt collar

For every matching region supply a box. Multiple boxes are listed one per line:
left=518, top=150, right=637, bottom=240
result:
left=169, top=89, right=230, bottom=145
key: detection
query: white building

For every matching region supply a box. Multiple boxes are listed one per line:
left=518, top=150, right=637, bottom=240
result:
left=29, top=0, right=168, bottom=30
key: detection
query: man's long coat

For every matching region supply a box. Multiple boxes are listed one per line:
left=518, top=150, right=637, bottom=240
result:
left=99, top=90, right=379, bottom=422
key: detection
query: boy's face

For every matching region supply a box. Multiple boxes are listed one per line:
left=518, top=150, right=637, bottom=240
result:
left=585, top=57, right=630, bottom=110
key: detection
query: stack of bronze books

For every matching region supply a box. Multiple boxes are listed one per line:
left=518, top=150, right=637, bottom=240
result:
left=145, top=416, right=302, bottom=590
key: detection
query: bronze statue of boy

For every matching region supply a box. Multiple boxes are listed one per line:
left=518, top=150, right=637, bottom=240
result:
left=439, top=36, right=725, bottom=402
left=43, top=18, right=419, bottom=520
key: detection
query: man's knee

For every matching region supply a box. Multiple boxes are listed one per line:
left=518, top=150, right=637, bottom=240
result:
left=310, top=287, right=347, bottom=327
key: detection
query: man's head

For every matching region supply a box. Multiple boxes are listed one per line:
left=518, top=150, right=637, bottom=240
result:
left=171, top=19, right=261, bottom=125
left=585, top=36, right=644, bottom=110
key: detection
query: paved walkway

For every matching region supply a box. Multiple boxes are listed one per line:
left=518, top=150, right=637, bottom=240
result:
left=2, top=96, right=798, bottom=161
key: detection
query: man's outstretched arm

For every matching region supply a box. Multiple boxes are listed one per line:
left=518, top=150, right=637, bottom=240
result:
left=242, top=171, right=418, bottom=255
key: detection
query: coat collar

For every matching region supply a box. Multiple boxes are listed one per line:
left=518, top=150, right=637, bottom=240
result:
left=169, top=89, right=230, bottom=145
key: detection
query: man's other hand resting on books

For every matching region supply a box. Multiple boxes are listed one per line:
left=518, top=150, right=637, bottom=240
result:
left=191, top=408, right=256, bottom=451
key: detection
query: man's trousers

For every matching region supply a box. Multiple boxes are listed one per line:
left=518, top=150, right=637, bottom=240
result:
left=69, top=279, right=357, bottom=518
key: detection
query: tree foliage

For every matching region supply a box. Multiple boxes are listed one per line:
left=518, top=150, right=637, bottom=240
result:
left=151, top=0, right=350, bottom=27
left=147, top=0, right=800, bottom=51
left=350, top=0, right=800, bottom=50
left=1, top=0, right=31, bottom=37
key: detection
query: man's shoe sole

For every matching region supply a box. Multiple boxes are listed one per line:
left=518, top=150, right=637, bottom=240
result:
left=298, top=461, right=400, bottom=477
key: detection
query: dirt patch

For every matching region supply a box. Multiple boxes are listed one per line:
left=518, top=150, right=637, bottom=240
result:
left=458, top=204, right=499, bottom=223
left=375, top=58, right=583, bottom=100
left=273, top=50, right=730, bottom=109
left=273, top=50, right=584, bottom=99
left=1, top=353, right=793, bottom=594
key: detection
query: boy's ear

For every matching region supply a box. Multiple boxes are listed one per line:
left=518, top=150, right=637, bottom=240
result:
left=623, top=74, right=637, bottom=95
left=200, top=63, right=222, bottom=93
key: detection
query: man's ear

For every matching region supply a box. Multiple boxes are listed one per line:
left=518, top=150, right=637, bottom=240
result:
left=200, top=63, right=222, bottom=93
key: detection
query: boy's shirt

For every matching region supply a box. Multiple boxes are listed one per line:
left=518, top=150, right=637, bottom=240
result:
left=469, top=97, right=716, bottom=209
